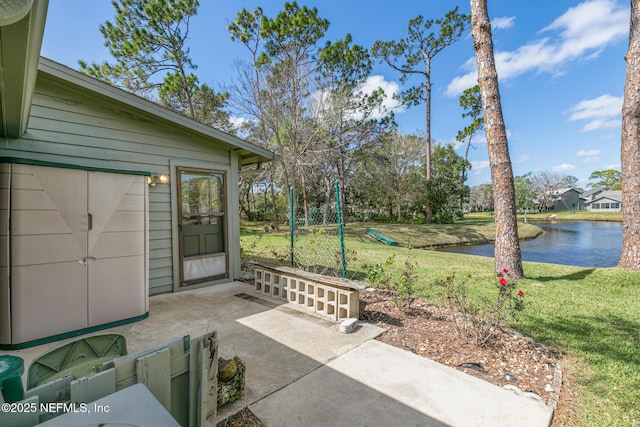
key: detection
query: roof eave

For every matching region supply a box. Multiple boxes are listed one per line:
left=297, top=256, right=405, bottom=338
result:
left=0, top=0, right=48, bottom=138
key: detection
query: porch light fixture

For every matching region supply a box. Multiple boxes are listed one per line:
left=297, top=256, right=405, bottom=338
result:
left=147, top=173, right=170, bottom=186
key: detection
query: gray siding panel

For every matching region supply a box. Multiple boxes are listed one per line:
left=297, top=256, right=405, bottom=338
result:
left=6, top=79, right=236, bottom=295
left=150, top=266, right=173, bottom=280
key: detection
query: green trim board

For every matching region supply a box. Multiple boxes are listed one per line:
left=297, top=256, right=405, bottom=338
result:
left=0, top=312, right=149, bottom=350
left=0, top=156, right=151, bottom=176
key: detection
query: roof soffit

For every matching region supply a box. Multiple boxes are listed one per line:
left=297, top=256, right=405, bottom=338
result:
left=0, top=0, right=48, bottom=138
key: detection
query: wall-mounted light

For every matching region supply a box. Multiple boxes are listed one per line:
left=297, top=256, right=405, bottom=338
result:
left=147, top=174, right=170, bottom=186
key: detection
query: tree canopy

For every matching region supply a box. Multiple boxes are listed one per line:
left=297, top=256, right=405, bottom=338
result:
left=588, top=169, right=622, bottom=191
left=80, top=0, right=230, bottom=128
left=372, top=8, right=470, bottom=223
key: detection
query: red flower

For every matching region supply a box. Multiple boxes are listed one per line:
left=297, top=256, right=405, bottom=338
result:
left=503, top=268, right=509, bottom=273
left=518, top=290, right=525, bottom=297
left=499, top=278, right=508, bottom=286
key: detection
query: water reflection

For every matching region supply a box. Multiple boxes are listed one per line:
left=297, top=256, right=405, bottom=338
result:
left=437, top=220, right=622, bottom=267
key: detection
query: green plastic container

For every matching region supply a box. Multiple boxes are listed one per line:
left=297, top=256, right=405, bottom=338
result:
left=0, top=355, right=24, bottom=403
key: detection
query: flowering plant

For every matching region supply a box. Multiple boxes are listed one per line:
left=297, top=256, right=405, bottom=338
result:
left=495, top=268, right=526, bottom=315
left=435, top=268, right=528, bottom=347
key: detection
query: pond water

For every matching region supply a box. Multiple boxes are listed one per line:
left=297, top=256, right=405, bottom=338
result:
left=437, top=220, right=622, bottom=268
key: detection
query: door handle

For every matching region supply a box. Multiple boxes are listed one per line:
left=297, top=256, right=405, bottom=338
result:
left=78, top=257, right=97, bottom=265
left=88, top=213, right=93, bottom=231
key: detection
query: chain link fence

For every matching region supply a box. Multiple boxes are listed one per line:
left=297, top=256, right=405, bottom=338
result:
left=241, top=182, right=348, bottom=278
left=290, top=208, right=345, bottom=277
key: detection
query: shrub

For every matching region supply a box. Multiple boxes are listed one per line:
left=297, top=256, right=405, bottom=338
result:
left=364, top=253, right=418, bottom=308
left=435, top=269, right=527, bottom=347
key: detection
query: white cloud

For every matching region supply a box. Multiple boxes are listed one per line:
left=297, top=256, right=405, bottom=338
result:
left=358, top=75, right=404, bottom=118
left=552, top=163, right=577, bottom=172
left=230, top=116, right=252, bottom=128
left=492, top=16, right=516, bottom=30
left=471, top=160, right=490, bottom=170
left=568, top=94, right=622, bottom=131
left=312, top=75, right=403, bottom=122
left=577, top=149, right=602, bottom=163
left=513, top=155, right=530, bottom=164
left=582, top=156, right=602, bottom=164
left=446, top=0, right=629, bottom=96
left=542, top=0, right=628, bottom=59
left=577, top=149, right=601, bottom=156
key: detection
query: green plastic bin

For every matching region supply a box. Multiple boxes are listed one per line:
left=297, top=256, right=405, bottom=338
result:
left=0, top=355, right=24, bottom=403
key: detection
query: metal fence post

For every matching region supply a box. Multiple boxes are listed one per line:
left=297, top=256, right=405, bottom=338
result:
left=289, top=187, right=295, bottom=267
left=335, top=181, right=347, bottom=278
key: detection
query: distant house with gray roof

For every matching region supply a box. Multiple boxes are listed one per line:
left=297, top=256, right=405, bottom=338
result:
left=550, top=188, right=582, bottom=212
left=582, top=191, right=622, bottom=212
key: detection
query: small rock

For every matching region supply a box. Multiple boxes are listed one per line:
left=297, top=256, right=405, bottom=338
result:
left=503, top=373, right=517, bottom=382
left=523, top=392, right=545, bottom=404
left=459, top=362, right=484, bottom=373
left=544, top=383, right=554, bottom=392
left=218, top=358, right=237, bottom=382
left=218, top=356, right=246, bottom=407
left=340, top=318, right=359, bottom=334
left=503, top=384, right=523, bottom=395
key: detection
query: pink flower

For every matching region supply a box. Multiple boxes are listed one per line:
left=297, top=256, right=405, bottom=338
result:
left=518, top=290, right=524, bottom=297
left=499, top=278, right=508, bottom=286
left=503, top=268, right=509, bottom=273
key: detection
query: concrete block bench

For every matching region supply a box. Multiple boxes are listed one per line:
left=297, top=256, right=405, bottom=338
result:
left=249, top=262, right=366, bottom=322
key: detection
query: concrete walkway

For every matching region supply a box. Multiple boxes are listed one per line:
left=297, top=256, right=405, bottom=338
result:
left=252, top=340, right=553, bottom=426
left=2, top=281, right=553, bottom=426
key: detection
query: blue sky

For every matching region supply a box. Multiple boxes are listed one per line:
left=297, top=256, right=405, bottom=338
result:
left=41, top=0, right=630, bottom=187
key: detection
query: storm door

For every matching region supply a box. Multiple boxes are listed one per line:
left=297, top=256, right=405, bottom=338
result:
left=178, top=168, right=227, bottom=285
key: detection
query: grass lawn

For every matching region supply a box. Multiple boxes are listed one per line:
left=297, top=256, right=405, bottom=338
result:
left=241, top=218, right=640, bottom=426
left=467, top=210, right=623, bottom=222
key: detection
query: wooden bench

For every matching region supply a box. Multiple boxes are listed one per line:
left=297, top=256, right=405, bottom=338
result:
left=249, top=262, right=365, bottom=322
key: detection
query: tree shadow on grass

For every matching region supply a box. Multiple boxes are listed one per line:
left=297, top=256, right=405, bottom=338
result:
left=525, top=312, right=640, bottom=367
left=527, top=268, right=596, bottom=282
left=524, top=311, right=640, bottom=419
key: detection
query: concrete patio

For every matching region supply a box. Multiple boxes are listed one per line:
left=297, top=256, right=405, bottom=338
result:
left=1, top=281, right=554, bottom=426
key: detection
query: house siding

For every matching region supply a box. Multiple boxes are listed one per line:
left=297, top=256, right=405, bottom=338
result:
left=552, top=189, right=581, bottom=212
left=1, top=75, right=238, bottom=295
left=586, top=197, right=622, bottom=212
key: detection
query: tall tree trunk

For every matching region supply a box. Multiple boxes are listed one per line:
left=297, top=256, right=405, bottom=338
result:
left=245, top=186, right=253, bottom=221
left=324, top=177, right=332, bottom=227
left=620, top=0, right=640, bottom=269
left=269, top=177, right=279, bottom=230
left=470, top=0, right=523, bottom=278
left=250, top=183, right=255, bottom=216
left=425, top=61, right=433, bottom=224
left=460, top=134, right=473, bottom=215
left=301, top=172, right=310, bottom=227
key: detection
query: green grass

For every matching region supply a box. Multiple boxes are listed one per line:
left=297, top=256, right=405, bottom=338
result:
left=347, top=218, right=542, bottom=248
left=241, top=220, right=640, bottom=426
left=467, top=210, right=623, bottom=222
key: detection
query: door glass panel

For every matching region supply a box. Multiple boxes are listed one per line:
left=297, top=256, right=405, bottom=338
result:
left=180, top=170, right=225, bottom=258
